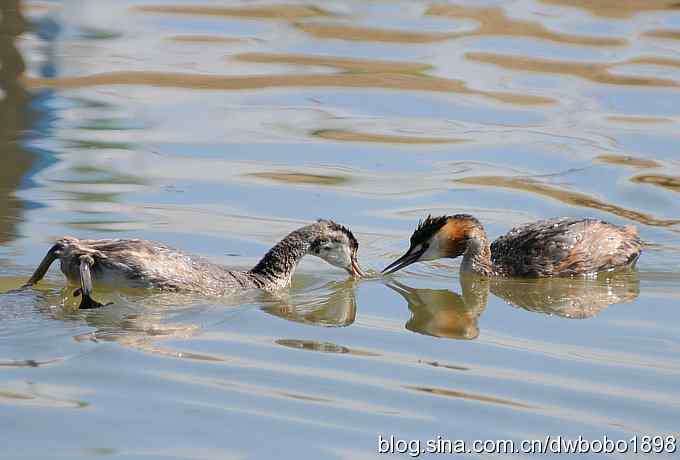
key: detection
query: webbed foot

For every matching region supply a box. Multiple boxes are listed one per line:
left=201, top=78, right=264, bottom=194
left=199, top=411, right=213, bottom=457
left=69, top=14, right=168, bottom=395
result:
left=73, top=288, right=111, bottom=309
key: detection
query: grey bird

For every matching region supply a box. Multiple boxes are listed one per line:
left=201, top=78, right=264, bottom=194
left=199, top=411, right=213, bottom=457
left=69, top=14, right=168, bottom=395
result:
left=25, top=219, right=363, bottom=309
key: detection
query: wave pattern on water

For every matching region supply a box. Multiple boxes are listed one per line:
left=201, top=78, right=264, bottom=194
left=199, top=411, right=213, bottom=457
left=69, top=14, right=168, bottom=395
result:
left=24, top=71, right=556, bottom=105
left=3, top=0, right=680, bottom=457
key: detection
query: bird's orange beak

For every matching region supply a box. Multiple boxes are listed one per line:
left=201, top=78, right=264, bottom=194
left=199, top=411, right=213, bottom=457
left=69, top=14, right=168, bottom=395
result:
left=350, top=257, right=364, bottom=278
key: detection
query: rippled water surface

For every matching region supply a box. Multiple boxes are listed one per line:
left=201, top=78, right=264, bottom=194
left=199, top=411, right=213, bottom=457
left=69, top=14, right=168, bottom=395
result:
left=2, top=0, right=680, bottom=458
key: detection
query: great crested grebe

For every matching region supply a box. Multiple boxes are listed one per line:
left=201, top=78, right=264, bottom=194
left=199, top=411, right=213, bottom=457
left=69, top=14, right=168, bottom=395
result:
left=25, top=219, right=363, bottom=309
left=383, top=215, right=641, bottom=277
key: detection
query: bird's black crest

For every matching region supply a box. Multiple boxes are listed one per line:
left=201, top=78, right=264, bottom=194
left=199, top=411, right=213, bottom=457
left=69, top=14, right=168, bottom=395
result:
left=410, top=215, right=450, bottom=246
left=317, top=219, right=359, bottom=251
left=410, top=214, right=478, bottom=246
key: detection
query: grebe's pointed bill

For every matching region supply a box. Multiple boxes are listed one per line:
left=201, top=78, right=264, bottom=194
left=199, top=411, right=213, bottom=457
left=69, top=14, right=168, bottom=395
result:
left=382, top=245, right=426, bottom=275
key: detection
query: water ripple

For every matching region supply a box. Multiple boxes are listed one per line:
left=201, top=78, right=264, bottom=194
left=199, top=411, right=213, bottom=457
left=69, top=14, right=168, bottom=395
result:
left=25, top=72, right=555, bottom=105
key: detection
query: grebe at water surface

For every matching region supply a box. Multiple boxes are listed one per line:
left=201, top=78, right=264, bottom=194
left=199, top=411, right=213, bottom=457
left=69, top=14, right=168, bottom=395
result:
left=383, top=215, right=641, bottom=277
left=25, top=219, right=363, bottom=309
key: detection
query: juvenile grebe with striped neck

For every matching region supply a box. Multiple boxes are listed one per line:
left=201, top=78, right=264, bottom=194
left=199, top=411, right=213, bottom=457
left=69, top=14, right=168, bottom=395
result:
left=25, top=219, right=363, bottom=309
left=383, top=215, right=641, bottom=277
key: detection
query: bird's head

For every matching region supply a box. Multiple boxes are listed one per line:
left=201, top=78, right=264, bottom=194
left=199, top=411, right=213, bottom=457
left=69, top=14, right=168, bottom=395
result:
left=382, top=214, right=482, bottom=275
left=310, top=219, right=364, bottom=278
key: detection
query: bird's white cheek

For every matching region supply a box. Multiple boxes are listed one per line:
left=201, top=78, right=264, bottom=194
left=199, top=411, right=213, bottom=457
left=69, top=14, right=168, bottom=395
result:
left=338, top=246, right=353, bottom=268
left=330, top=253, right=345, bottom=267
left=319, top=244, right=352, bottom=269
left=420, top=239, right=441, bottom=261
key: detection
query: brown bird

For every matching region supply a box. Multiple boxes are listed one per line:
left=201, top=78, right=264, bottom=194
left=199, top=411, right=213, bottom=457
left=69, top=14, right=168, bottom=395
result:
left=383, top=215, right=641, bottom=277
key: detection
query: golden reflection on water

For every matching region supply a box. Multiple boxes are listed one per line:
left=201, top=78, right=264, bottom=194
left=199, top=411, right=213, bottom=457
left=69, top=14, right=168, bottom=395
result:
left=295, top=22, right=454, bottom=44
left=605, top=115, right=674, bottom=125
left=540, top=0, right=680, bottom=18
left=234, top=52, right=432, bottom=75
left=390, top=271, right=640, bottom=340
left=427, top=4, right=626, bottom=46
left=312, top=129, right=465, bottom=145
left=299, top=3, right=628, bottom=47
left=643, top=29, right=680, bottom=40
left=387, top=277, right=487, bottom=340
left=24, top=71, right=554, bottom=105
left=490, top=273, right=640, bottom=319
left=466, top=52, right=680, bottom=87
left=247, top=172, right=350, bottom=187
left=594, top=154, right=661, bottom=169
left=135, top=4, right=331, bottom=20
left=631, top=174, right=680, bottom=193
left=457, top=175, right=680, bottom=227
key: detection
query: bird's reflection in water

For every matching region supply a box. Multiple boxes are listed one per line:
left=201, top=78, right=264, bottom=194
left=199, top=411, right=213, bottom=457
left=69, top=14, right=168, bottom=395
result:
left=0, top=280, right=217, bottom=361
left=3, top=275, right=358, bottom=362
left=261, top=280, right=357, bottom=327
left=3, top=268, right=640, bottom=357
left=389, top=271, right=640, bottom=339
left=387, top=275, right=489, bottom=339
left=68, top=290, right=236, bottom=361
left=78, top=280, right=359, bottom=358
left=490, top=271, right=640, bottom=319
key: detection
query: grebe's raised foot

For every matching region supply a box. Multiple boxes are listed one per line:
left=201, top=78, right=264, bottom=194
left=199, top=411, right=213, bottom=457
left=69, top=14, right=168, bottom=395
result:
left=26, top=219, right=363, bottom=309
left=383, top=215, right=641, bottom=277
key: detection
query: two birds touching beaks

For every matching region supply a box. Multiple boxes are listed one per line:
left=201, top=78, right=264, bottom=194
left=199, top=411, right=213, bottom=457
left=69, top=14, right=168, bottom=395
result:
left=24, top=215, right=641, bottom=309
